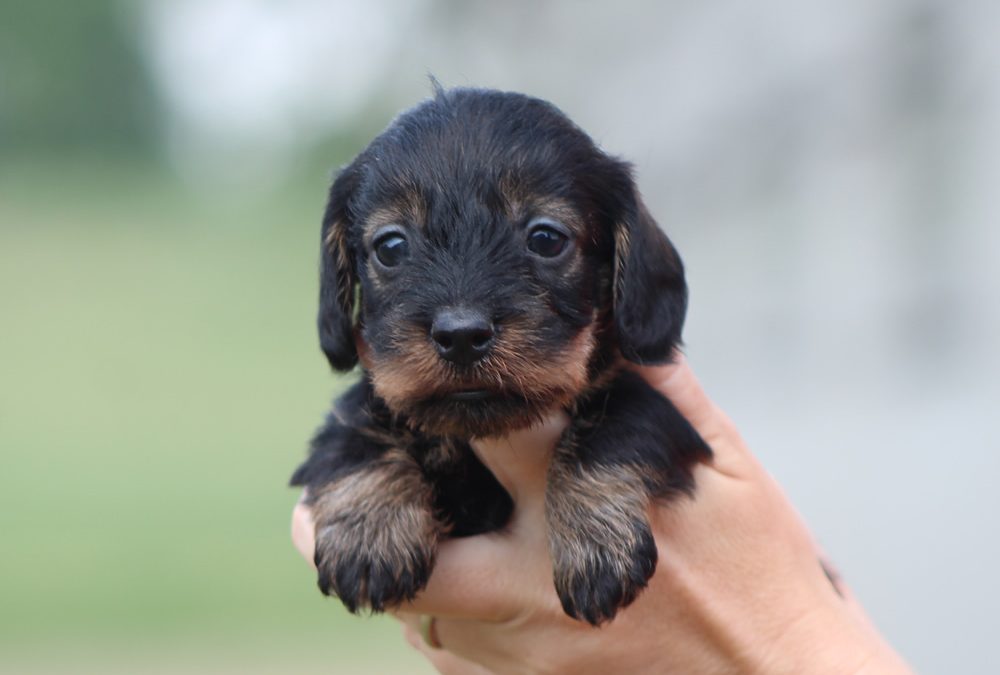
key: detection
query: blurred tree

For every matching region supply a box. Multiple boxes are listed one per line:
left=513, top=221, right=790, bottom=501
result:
left=0, top=0, right=159, bottom=156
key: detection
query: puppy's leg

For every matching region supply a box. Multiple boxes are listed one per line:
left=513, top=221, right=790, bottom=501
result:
left=546, top=449, right=658, bottom=625
left=310, top=447, right=442, bottom=613
left=546, top=370, right=712, bottom=624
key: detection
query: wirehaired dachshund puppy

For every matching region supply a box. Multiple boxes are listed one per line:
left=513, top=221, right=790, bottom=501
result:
left=291, top=86, right=711, bottom=625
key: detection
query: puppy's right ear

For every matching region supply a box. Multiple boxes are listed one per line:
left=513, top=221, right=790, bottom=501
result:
left=318, top=162, right=362, bottom=371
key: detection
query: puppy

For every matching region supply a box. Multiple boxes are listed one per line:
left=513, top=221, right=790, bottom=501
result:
left=291, top=86, right=711, bottom=625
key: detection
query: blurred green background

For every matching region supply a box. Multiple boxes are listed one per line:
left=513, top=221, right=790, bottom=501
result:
left=0, top=2, right=428, bottom=673
left=0, top=167, right=425, bottom=674
left=3, top=1, right=999, bottom=673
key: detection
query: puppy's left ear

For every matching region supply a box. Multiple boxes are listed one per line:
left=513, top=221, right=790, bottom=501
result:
left=612, top=183, right=688, bottom=364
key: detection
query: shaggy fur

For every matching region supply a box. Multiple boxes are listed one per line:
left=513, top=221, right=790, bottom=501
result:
left=291, top=86, right=711, bottom=624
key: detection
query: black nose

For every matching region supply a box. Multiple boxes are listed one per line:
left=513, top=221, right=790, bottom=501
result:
left=431, top=309, right=495, bottom=366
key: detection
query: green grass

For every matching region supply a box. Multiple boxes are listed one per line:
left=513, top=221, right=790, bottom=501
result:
left=0, top=159, right=433, bottom=673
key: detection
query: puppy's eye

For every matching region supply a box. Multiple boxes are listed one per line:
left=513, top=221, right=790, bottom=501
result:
left=527, top=224, right=569, bottom=258
left=374, top=233, right=409, bottom=268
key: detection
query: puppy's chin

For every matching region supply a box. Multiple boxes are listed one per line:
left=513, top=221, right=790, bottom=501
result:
left=398, top=391, right=564, bottom=438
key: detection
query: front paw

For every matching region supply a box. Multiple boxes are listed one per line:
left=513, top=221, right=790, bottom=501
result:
left=551, top=518, right=658, bottom=625
left=307, top=451, right=442, bottom=612
left=314, top=520, right=434, bottom=613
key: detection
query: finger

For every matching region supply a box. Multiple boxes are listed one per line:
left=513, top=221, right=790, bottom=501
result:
left=399, top=617, right=494, bottom=675
left=469, top=409, right=567, bottom=506
left=396, top=534, right=530, bottom=620
left=631, top=354, right=730, bottom=442
left=290, top=500, right=316, bottom=567
left=631, top=355, right=754, bottom=475
left=398, top=613, right=438, bottom=649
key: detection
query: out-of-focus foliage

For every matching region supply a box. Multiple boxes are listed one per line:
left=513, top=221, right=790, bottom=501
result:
left=0, top=1, right=159, bottom=155
left=0, top=2, right=430, bottom=672
left=0, top=163, right=432, bottom=673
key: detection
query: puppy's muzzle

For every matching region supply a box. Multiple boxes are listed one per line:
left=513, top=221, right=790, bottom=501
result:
left=430, top=308, right=496, bottom=366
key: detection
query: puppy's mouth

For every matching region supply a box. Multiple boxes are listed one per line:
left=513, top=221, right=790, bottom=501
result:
left=369, top=322, right=598, bottom=437
left=402, top=386, right=548, bottom=437
left=443, top=389, right=495, bottom=402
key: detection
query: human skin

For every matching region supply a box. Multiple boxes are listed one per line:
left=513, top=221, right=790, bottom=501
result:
left=291, top=357, right=913, bottom=674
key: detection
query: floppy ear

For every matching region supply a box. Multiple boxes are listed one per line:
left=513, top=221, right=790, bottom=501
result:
left=612, top=189, right=689, bottom=364
left=318, top=162, right=362, bottom=371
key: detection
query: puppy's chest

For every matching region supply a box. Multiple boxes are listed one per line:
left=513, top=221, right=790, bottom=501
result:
left=364, top=366, right=694, bottom=536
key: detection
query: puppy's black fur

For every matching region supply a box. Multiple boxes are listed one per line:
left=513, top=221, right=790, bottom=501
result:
left=291, top=87, right=711, bottom=624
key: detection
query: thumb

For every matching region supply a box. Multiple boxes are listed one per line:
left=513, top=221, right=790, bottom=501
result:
left=469, top=409, right=568, bottom=509
left=631, top=355, right=755, bottom=478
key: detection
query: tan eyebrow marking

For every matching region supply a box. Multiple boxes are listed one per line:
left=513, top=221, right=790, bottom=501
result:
left=361, top=185, right=429, bottom=241
left=515, top=194, right=586, bottom=237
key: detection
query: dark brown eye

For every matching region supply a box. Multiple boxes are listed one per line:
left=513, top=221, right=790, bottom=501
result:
left=374, top=233, right=409, bottom=268
left=527, top=224, right=569, bottom=258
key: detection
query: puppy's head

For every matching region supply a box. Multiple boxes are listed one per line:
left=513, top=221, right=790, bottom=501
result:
left=318, top=88, right=687, bottom=437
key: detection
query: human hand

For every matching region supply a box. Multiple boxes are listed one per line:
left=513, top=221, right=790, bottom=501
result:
left=292, top=357, right=912, bottom=674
